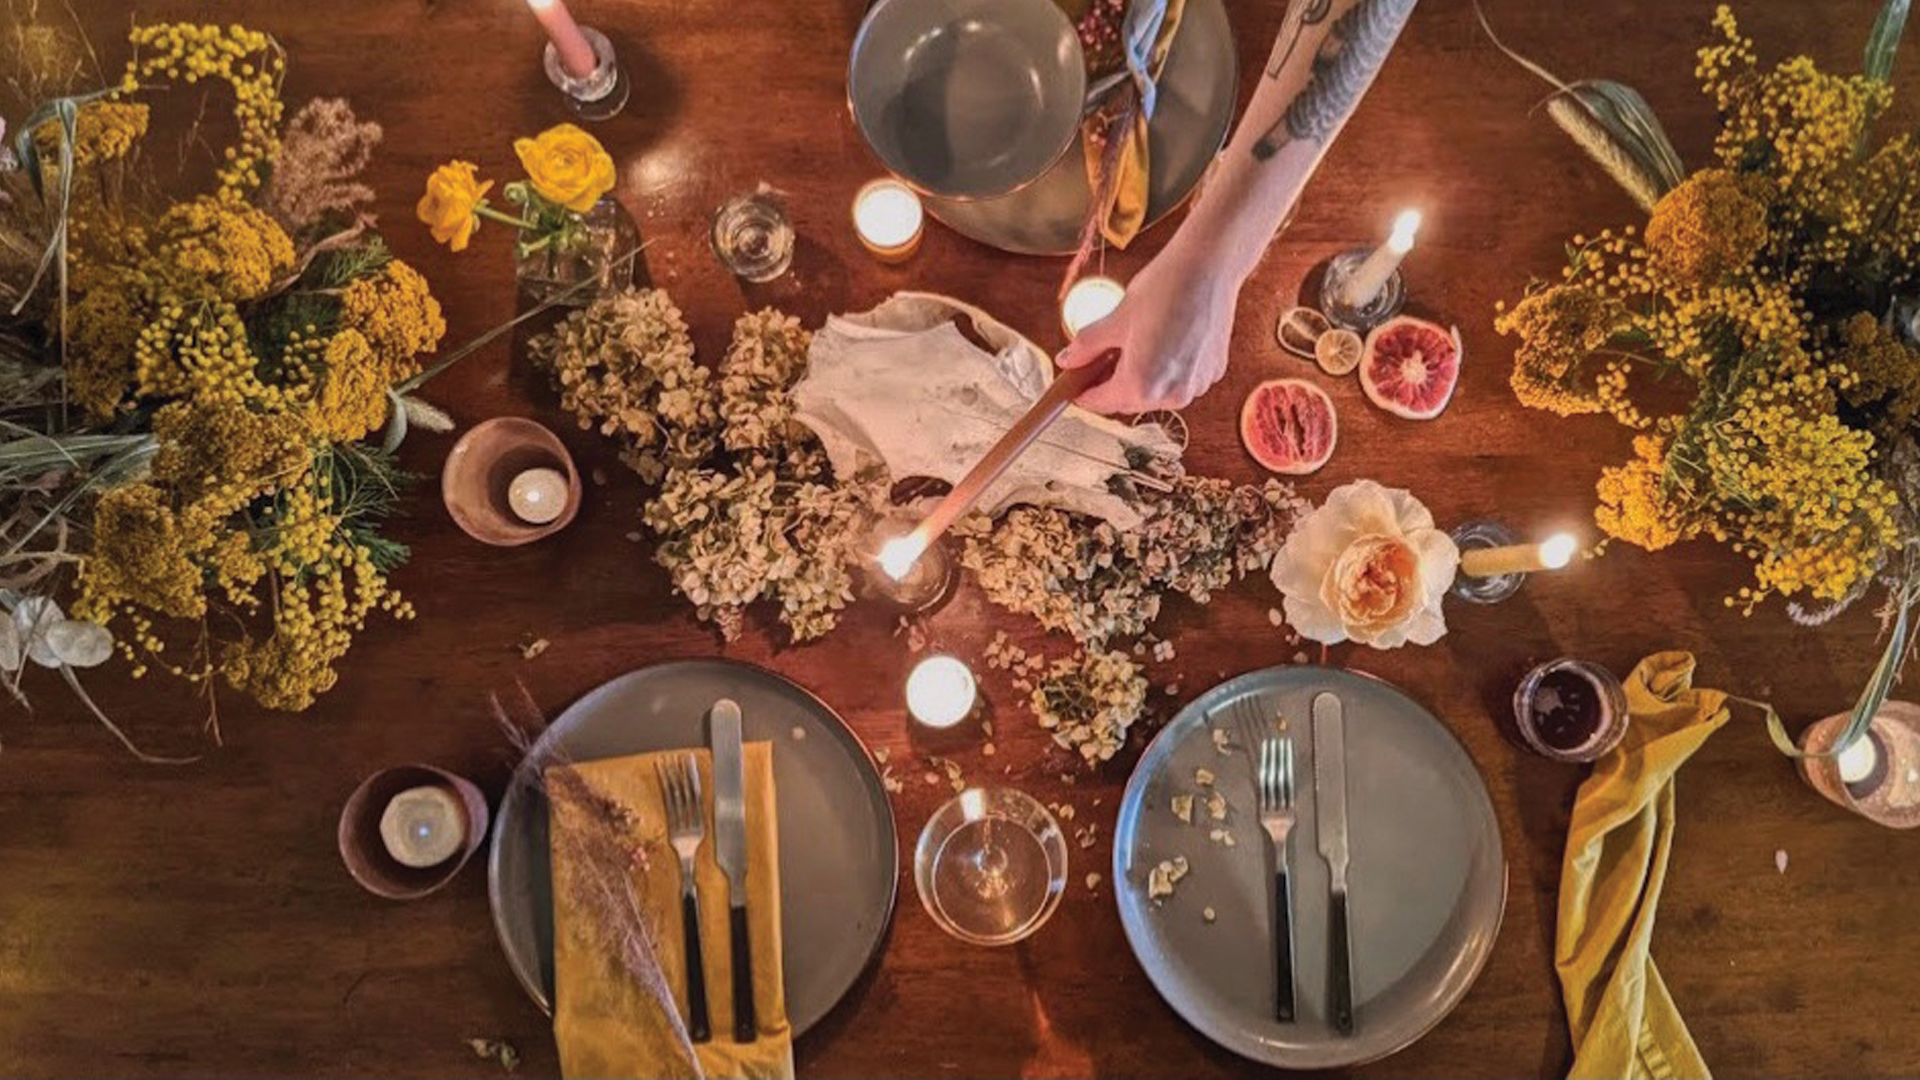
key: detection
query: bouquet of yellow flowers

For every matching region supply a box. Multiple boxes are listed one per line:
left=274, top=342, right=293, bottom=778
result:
left=0, top=22, right=449, bottom=754
left=1492, top=1, right=1918, bottom=753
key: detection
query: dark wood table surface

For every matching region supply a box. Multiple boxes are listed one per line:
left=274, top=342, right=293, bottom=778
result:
left=4, top=0, right=1919, bottom=1075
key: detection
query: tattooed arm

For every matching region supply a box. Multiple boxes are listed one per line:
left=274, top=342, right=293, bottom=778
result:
left=1060, top=0, right=1419, bottom=414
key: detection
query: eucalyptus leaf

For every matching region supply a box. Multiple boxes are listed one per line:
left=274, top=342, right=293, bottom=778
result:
left=1866, top=0, right=1912, bottom=82
left=381, top=387, right=408, bottom=453
left=46, top=620, right=112, bottom=668
left=11, top=595, right=63, bottom=668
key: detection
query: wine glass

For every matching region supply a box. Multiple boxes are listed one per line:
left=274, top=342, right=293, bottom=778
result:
left=914, top=787, right=1068, bottom=946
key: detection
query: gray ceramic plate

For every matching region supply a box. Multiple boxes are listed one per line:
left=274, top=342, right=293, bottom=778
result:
left=488, top=660, right=898, bottom=1035
left=924, top=0, right=1236, bottom=254
left=1114, top=666, right=1505, bottom=1069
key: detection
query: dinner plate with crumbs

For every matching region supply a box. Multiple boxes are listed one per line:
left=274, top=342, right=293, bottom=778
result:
left=1113, top=665, right=1506, bottom=1069
left=488, top=659, right=899, bottom=1036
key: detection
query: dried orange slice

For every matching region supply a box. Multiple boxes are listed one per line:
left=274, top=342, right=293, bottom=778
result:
left=1314, top=328, right=1364, bottom=376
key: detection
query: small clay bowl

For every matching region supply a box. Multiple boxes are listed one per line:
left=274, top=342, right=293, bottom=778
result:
left=338, top=764, right=491, bottom=900
left=442, top=417, right=582, bottom=546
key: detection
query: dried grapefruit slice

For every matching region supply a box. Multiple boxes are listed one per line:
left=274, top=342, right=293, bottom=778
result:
left=1360, top=316, right=1461, bottom=420
left=1239, top=378, right=1337, bottom=475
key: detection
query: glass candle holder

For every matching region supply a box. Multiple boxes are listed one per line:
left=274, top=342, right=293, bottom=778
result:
left=710, top=192, right=794, bottom=283
left=1061, top=275, right=1126, bottom=338
left=512, top=194, right=638, bottom=306
left=851, top=179, right=924, bottom=263
left=1318, top=248, right=1406, bottom=333
left=857, top=514, right=955, bottom=612
left=906, top=655, right=977, bottom=728
left=1450, top=521, right=1523, bottom=604
left=1512, top=658, right=1629, bottom=763
left=914, top=787, right=1068, bottom=946
left=543, top=25, right=630, bottom=122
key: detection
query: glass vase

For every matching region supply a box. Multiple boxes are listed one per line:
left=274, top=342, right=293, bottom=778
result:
left=513, top=195, right=637, bottom=306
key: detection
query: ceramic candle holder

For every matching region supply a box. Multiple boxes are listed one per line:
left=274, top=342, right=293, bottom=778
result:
left=338, top=764, right=490, bottom=900
left=442, top=417, right=582, bottom=546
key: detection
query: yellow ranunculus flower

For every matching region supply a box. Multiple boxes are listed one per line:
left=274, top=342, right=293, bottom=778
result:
left=417, top=161, right=492, bottom=252
left=513, top=124, right=616, bottom=212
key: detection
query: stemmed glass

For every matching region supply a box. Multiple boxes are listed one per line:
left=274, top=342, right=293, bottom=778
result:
left=914, top=787, right=1068, bottom=946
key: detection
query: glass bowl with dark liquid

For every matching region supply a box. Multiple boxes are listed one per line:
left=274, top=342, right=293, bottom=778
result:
left=1512, top=658, right=1629, bottom=763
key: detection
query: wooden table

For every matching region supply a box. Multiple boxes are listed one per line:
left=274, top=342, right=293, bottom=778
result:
left=4, top=0, right=1918, bottom=1075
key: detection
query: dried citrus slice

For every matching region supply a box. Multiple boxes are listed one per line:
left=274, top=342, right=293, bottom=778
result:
left=1275, top=306, right=1332, bottom=359
left=1314, top=328, right=1364, bottom=376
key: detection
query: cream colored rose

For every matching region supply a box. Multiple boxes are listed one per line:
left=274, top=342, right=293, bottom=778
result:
left=1270, top=480, right=1458, bottom=648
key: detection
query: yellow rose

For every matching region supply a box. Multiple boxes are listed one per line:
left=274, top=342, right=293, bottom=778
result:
left=417, top=161, right=492, bottom=252
left=513, top=124, right=616, bottom=212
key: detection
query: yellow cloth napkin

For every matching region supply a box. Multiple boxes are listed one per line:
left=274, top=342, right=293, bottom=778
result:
left=1556, top=652, right=1729, bottom=1080
left=549, top=745, right=792, bottom=1080
left=1082, top=0, right=1188, bottom=248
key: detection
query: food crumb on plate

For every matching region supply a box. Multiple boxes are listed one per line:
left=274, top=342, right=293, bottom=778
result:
left=1203, top=906, right=1217, bottom=923
left=1194, top=767, right=1215, bottom=787
left=1171, top=794, right=1194, bottom=824
left=1147, top=856, right=1190, bottom=902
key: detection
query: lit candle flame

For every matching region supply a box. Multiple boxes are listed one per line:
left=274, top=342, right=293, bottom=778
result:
left=1538, top=532, right=1579, bottom=570
left=1387, top=208, right=1422, bottom=254
left=877, top=534, right=927, bottom=581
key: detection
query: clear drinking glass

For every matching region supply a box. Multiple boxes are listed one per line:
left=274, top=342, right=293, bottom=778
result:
left=710, top=192, right=794, bottom=282
left=914, top=787, right=1068, bottom=946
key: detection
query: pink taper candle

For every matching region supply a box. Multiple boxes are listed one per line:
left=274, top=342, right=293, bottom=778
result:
left=528, top=0, right=599, bottom=79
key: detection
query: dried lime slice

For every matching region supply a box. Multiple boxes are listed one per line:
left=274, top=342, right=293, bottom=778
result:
left=1315, top=327, right=1364, bottom=376
left=1276, top=306, right=1332, bottom=359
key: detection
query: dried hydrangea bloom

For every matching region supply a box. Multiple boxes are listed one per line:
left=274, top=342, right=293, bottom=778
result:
left=961, top=476, right=1305, bottom=644
left=529, top=287, right=718, bottom=484
left=1031, top=648, right=1148, bottom=762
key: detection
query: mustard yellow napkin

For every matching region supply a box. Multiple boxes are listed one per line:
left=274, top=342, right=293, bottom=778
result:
left=549, top=745, right=791, bottom=1080
left=1556, top=652, right=1729, bottom=1080
left=1082, top=0, right=1188, bottom=247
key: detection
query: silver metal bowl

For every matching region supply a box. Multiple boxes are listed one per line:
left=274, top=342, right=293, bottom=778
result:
left=849, top=0, right=1087, bottom=201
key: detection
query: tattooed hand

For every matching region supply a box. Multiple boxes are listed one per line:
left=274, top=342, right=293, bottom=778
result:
left=1058, top=0, right=1418, bottom=415
left=1057, top=237, right=1238, bottom=414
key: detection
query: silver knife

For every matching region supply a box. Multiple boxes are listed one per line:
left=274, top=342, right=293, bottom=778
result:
left=708, top=699, right=757, bottom=1042
left=1312, top=691, right=1355, bottom=1036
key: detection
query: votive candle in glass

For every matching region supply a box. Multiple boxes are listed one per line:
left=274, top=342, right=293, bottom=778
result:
left=852, top=179, right=925, bottom=263
left=1061, top=275, right=1126, bottom=338
left=907, top=655, right=977, bottom=728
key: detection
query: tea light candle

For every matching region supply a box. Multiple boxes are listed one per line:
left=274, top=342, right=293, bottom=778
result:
left=1061, top=275, right=1126, bottom=338
left=379, top=785, right=468, bottom=868
left=907, top=655, right=976, bottom=728
left=1337, top=209, right=1421, bottom=310
left=1837, top=733, right=1880, bottom=785
left=526, top=0, right=599, bottom=79
left=852, top=179, right=924, bottom=263
left=508, top=467, right=569, bottom=525
left=1460, top=532, right=1578, bottom=578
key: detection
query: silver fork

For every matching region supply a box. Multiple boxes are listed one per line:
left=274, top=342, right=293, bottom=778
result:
left=656, top=753, right=713, bottom=1043
left=1240, top=697, right=1298, bottom=1024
